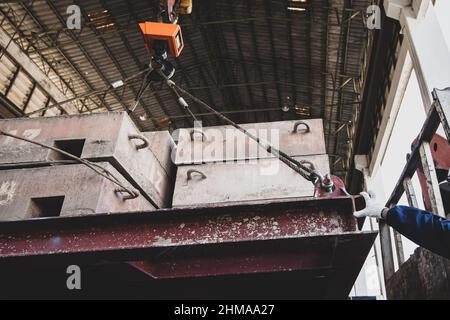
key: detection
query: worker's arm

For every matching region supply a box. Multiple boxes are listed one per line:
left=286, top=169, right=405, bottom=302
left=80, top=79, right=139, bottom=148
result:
left=385, top=206, right=450, bottom=259
left=354, top=192, right=450, bottom=259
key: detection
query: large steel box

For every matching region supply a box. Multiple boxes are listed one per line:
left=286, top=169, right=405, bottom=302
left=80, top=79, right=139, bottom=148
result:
left=172, top=154, right=330, bottom=207
left=0, top=112, right=170, bottom=208
left=175, top=119, right=326, bottom=165
left=0, top=162, right=155, bottom=221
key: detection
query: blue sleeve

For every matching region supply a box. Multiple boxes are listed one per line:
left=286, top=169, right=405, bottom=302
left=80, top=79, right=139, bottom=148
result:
left=386, top=206, right=450, bottom=259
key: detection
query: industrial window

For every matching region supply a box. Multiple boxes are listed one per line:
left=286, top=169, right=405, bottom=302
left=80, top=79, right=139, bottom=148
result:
left=48, top=139, right=86, bottom=161
left=27, top=196, right=65, bottom=218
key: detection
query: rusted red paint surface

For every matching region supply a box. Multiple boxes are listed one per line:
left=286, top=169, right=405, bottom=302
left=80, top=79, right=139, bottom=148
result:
left=0, top=197, right=356, bottom=260
left=130, top=232, right=376, bottom=279
left=314, top=175, right=350, bottom=198
left=0, top=197, right=377, bottom=296
left=416, top=134, right=450, bottom=212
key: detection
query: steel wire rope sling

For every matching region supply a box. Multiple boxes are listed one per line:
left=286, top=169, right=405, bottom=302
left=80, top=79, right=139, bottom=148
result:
left=152, top=66, right=334, bottom=192
left=0, top=130, right=139, bottom=200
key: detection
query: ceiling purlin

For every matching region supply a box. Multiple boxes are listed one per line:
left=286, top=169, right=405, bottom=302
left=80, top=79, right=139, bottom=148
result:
left=43, top=0, right=134, bottom=121
left=197, top=1, right=241, bottom=123
left=0, top=4, right=89, bottom=114
left=263, top=0, right=283, bottom=122
left=227, top=0, right=256, bottom=124
left=245, top=0, right=270, bottom=123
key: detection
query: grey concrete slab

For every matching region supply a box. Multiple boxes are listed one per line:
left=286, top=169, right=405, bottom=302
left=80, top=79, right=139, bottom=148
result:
left=172, top=154, right=330, bottom=207
left=175, top=119, right=326, bottom=165
left=0, top=162, right=155, bottom=221
left=0, top=112, right=171, bottom=208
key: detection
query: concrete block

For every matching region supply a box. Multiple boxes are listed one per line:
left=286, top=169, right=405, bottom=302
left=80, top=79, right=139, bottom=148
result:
left=0, top=162, right=155, bottom=221
left=142, top=130, right=176, bottom=208
left=175, top=119, right=326, bottom=165
left=172, top=154, right=330, bottom=207
left=142, top=130, right=176, bottom=178
left=0, top=112, right=170, bottom=208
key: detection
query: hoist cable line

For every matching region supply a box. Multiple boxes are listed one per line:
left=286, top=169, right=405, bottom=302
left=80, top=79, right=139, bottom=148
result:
left=163, top=77, right=199, bottom=123
left=154, top=68, right=331, bottom=189
left=129, top=68, right=154, bottom=113
left=0, top=130, right=139, bottom=200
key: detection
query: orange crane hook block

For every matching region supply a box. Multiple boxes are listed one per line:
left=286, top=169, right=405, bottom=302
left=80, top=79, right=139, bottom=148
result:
left=139, top=22, right=184, bottom=58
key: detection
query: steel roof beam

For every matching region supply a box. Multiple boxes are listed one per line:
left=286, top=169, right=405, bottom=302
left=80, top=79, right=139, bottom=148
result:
left=17, top=3, right=104, bottom=113
left=0, top=23, right=78, bottom=114
left=331, top=1, right=353, bottom=173
left=43, top=0, right=135, bottom=121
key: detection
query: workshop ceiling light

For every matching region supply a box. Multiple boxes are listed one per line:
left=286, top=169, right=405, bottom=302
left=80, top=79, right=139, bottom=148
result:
left=294, top=105, right=311, bottom=118
left=287, top=7, right=307, bottom=12
left=287, top=0, right=308, bottom=12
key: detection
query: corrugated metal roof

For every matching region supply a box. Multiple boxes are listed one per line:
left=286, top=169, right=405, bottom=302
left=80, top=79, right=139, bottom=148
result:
left=0, top=0, right=375, bottom=179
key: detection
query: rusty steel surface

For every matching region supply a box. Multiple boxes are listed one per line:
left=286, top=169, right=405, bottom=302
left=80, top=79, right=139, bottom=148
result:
left=0, top=112, right=171, bottom=208
left=0, top=196, right=376, bottom=298
left=428, top=134, right=450, bottom=170
left=175, top=119, right=326, bottom=165
left=0, top=162, right=155, bottom=221
left=314, top=175, right=349, bottom=198
left=129, top=231, right=376, bottom=279
left=173, top=154, right=330, bottom=207
left=413, top=134, right=450, bottom=213
left=0, top=196, right=360, bottom=262
left=0, top=233, right=376, bottom=299
left=313, top=175, right=368, bottom=230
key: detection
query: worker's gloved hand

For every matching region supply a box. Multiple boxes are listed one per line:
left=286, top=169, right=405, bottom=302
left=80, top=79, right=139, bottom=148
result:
left=354, top=191, right=387, bottom=220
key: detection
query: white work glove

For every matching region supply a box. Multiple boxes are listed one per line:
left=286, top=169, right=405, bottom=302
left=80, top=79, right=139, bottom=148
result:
left=354, top=191, right=387, bottom=220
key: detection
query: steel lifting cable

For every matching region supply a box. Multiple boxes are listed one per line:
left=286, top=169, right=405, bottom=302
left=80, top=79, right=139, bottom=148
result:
left=171, top=87, right=199, bottom=123
left=154, top=68, right=328, bottom=186
left=161, top=73, right=200, bottom=123
left=0, top=130, right=139, bottom=200
left=129, top=68, right=154, bottom=113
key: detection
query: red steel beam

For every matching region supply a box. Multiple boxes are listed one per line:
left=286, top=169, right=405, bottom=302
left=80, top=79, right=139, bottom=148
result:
left=129, top=232, right=377, bottom=279
left=0, top=197, right=375, bottom=280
